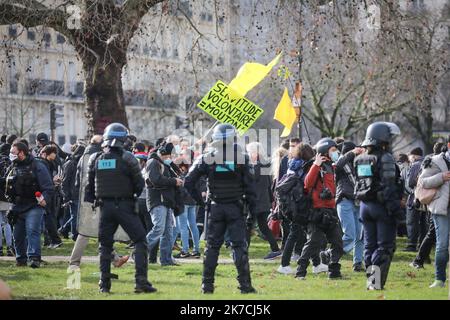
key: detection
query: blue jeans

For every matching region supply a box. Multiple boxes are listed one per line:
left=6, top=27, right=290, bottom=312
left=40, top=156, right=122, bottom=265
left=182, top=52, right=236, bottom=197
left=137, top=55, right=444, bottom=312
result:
left=177, top=205, right=200, bottom=253
left=13, top=207, right=44, bottom=262
left=337, top=198, right=364, bottom=264
left=432, top=213, right=450, bottom=282
left=147, top=205, right=174, bottom=265
left=61, top=201, right=79, bottom=238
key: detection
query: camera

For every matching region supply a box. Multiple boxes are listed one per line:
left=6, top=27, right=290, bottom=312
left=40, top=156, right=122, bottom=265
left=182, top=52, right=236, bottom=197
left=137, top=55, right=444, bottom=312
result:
left=319, top=187, right=333, bottom=200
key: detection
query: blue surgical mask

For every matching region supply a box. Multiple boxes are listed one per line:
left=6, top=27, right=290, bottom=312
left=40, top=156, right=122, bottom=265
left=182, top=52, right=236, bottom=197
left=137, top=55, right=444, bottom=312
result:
left=163, top=159, right=172, bottom=166
left=330, top=151, right=340, bottom=163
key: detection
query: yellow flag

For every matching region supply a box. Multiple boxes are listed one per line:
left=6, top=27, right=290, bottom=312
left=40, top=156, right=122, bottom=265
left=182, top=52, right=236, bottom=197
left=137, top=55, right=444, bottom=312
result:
left=228, top=53, right=282, bottom=97
left=274, top=87, right=297, bottom=137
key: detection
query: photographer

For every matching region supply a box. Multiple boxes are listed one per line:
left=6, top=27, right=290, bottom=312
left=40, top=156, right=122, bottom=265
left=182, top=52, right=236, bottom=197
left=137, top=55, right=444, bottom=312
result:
left=295, top=138, right=344, bottom=280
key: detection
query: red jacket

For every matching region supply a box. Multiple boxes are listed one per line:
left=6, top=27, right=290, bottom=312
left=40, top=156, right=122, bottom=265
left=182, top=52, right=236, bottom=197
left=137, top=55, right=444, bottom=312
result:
left=304, top=163, right=336, bottom=209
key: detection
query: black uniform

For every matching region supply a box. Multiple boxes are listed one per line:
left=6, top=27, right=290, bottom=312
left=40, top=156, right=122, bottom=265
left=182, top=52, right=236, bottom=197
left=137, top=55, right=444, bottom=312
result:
left=354, top=149, right=403, bottom=289
left=84, top=146, right=150, bottom=292
left=185, top=142, right=257, bottom=293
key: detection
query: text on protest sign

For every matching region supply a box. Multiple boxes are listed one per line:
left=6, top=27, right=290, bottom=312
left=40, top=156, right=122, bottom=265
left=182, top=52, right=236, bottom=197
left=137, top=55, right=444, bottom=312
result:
left=197, top=80, right=264, bottom=135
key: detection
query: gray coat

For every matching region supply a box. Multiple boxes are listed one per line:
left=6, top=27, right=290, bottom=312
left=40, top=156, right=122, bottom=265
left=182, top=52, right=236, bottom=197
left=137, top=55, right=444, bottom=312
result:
left=420, top=153, right=450, bottom=216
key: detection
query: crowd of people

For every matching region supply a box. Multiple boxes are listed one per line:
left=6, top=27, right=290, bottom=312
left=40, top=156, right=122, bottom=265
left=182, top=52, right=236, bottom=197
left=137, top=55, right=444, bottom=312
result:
left=0, top=120, right=449, bottom=294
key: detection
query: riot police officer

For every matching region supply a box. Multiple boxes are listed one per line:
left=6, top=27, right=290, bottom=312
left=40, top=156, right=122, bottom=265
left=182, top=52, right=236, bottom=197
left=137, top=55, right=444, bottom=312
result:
left=84, top=123, right=156, bottom=294
left=354, top=122, right=402, bottom=290
left=184, top=123, right=257, bottom=294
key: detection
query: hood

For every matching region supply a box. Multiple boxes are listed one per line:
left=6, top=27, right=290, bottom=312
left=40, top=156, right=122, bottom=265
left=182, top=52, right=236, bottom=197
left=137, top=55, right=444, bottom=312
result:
left=288, top=158, right=304, bottom=172
left=84, top=143, right=102, bottom=156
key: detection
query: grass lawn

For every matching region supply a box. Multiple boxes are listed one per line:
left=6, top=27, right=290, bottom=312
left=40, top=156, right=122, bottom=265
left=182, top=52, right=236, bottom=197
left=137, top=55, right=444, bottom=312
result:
left=0, top=236, right=448, bottom=300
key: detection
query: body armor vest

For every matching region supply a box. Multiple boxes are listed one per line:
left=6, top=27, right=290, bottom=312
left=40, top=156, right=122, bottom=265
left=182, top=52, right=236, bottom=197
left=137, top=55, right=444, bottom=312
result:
left=207, top=161, right=244, bottom=203
left=94, top=151, right=134, bottom=198
left=354, top=153, right=381, bottom=201
left=5, top=159, right=39, bottom=204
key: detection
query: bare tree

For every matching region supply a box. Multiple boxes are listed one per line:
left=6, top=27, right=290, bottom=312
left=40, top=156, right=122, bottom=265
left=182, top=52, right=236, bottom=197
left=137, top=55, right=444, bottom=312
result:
left=0, top=0, right=166, bottom=135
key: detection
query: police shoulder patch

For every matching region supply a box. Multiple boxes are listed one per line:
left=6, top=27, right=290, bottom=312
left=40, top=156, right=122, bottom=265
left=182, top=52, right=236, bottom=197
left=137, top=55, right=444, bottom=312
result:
left=357, top=164, right=373, bottom=177
left=98, top=159, right=116, bottom=170
left=215, top=161, right=235, bottom=172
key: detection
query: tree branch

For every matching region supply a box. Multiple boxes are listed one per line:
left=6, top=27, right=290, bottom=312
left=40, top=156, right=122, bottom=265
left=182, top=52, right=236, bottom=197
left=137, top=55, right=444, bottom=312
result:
left=0, top=0, right=73, bottom=37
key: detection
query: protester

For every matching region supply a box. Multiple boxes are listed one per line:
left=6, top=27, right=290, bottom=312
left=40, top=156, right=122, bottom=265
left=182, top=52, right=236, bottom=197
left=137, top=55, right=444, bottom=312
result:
left=419, top=136, right=450, bottom=288
left=334, top=140, right=365, bottom=271
left=246, top=142, right=281, bottom=260
left=410, top=142, right=445, bottom=269
left=404, top=147, right=427, bottom=252
left=277, top=143, right=325, bottom=274
left=295, top=138, right=344, bottom=280
left=6, top=141, right=54, bottom=268
left=60, top=144, right=86, bottom=240
left=39, top=145, right=63, bottom=249
left=146, top=142, right=183, bottom=266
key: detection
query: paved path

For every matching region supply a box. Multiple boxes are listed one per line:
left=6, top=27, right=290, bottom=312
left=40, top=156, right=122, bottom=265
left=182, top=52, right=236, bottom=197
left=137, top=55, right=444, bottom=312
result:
left=0, top=256, right=280, bottom=265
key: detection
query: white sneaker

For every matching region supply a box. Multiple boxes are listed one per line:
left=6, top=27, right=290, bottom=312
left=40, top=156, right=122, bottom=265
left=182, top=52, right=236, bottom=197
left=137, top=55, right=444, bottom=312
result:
left=429, top=280, right=445, bottom=288
left=277, top=265, right=295, bottom=274
left=291, top=254, right=300, bottom=262
left=312, top=263, right=329, bottom=274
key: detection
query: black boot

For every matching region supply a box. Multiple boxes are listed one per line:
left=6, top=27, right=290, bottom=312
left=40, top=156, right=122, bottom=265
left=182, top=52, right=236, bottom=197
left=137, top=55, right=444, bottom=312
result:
left=135, top=281, right=157, bottom=293
left=239, top=283, right=257, bottom=294
left=201, top=282, right=214, bottom=294
left=328, top=262, right=342, bottom=279
left=99, top=279, right=111, bottom=293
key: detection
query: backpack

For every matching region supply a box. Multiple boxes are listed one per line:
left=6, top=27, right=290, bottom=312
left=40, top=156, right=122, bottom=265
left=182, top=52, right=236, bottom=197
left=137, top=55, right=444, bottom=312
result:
left=414, top=157, right=438, bottom=206
left=275, top=171, right=311, bottom=224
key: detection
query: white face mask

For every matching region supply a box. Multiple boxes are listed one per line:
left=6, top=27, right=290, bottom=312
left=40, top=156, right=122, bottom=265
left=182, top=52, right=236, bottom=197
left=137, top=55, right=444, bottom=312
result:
left=9, top=153, right=18, bottom=162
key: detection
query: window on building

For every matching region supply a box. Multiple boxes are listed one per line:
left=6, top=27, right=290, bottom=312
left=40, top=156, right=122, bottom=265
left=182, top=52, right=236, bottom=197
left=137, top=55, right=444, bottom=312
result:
left=43, top=32, right=51, bottom=47
left=57, top=34, right=66, bottom=44
left=27, top=30, right=35, bottom=41
left=43, top=59, right=50, bottom=79
left=8, top=25, right=17, bottom=37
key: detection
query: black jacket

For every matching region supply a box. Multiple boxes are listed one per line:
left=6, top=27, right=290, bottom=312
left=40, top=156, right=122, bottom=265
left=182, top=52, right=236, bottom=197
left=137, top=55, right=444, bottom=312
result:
left=84, top=147, right=144, bottom=203
left=184, top=144, right=257, bottom=212
left=62, top=152, right=83, bottom=202
left=335, top=151, right=356, bottom=204
left=406, top=156, right=424, bottom=209
left=145, top=152, right=177, bottom=211
left=251, top=161, right=273, bottom=214
left=8, top=155, right=54, bottom=212
left=74, top=143, right=102, bottom=197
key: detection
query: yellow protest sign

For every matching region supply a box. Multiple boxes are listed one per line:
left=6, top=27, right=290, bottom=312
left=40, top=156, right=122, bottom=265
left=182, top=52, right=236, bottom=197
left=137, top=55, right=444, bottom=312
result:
left=197, top=80, right=264, bottom=135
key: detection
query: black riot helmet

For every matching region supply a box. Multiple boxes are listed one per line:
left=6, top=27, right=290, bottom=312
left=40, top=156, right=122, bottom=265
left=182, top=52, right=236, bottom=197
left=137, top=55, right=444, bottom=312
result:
left=102, top=123, right=129, bottom=148
left=314, top=138, right=337, bottom=156
left=211, top=123, right=236, bottom=142
left=361, top=122, right=400, bottom=147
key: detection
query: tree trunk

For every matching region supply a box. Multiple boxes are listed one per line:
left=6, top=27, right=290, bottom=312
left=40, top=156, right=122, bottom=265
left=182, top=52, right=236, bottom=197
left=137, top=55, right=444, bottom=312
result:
left=83, top=60, right=128, bottom=137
